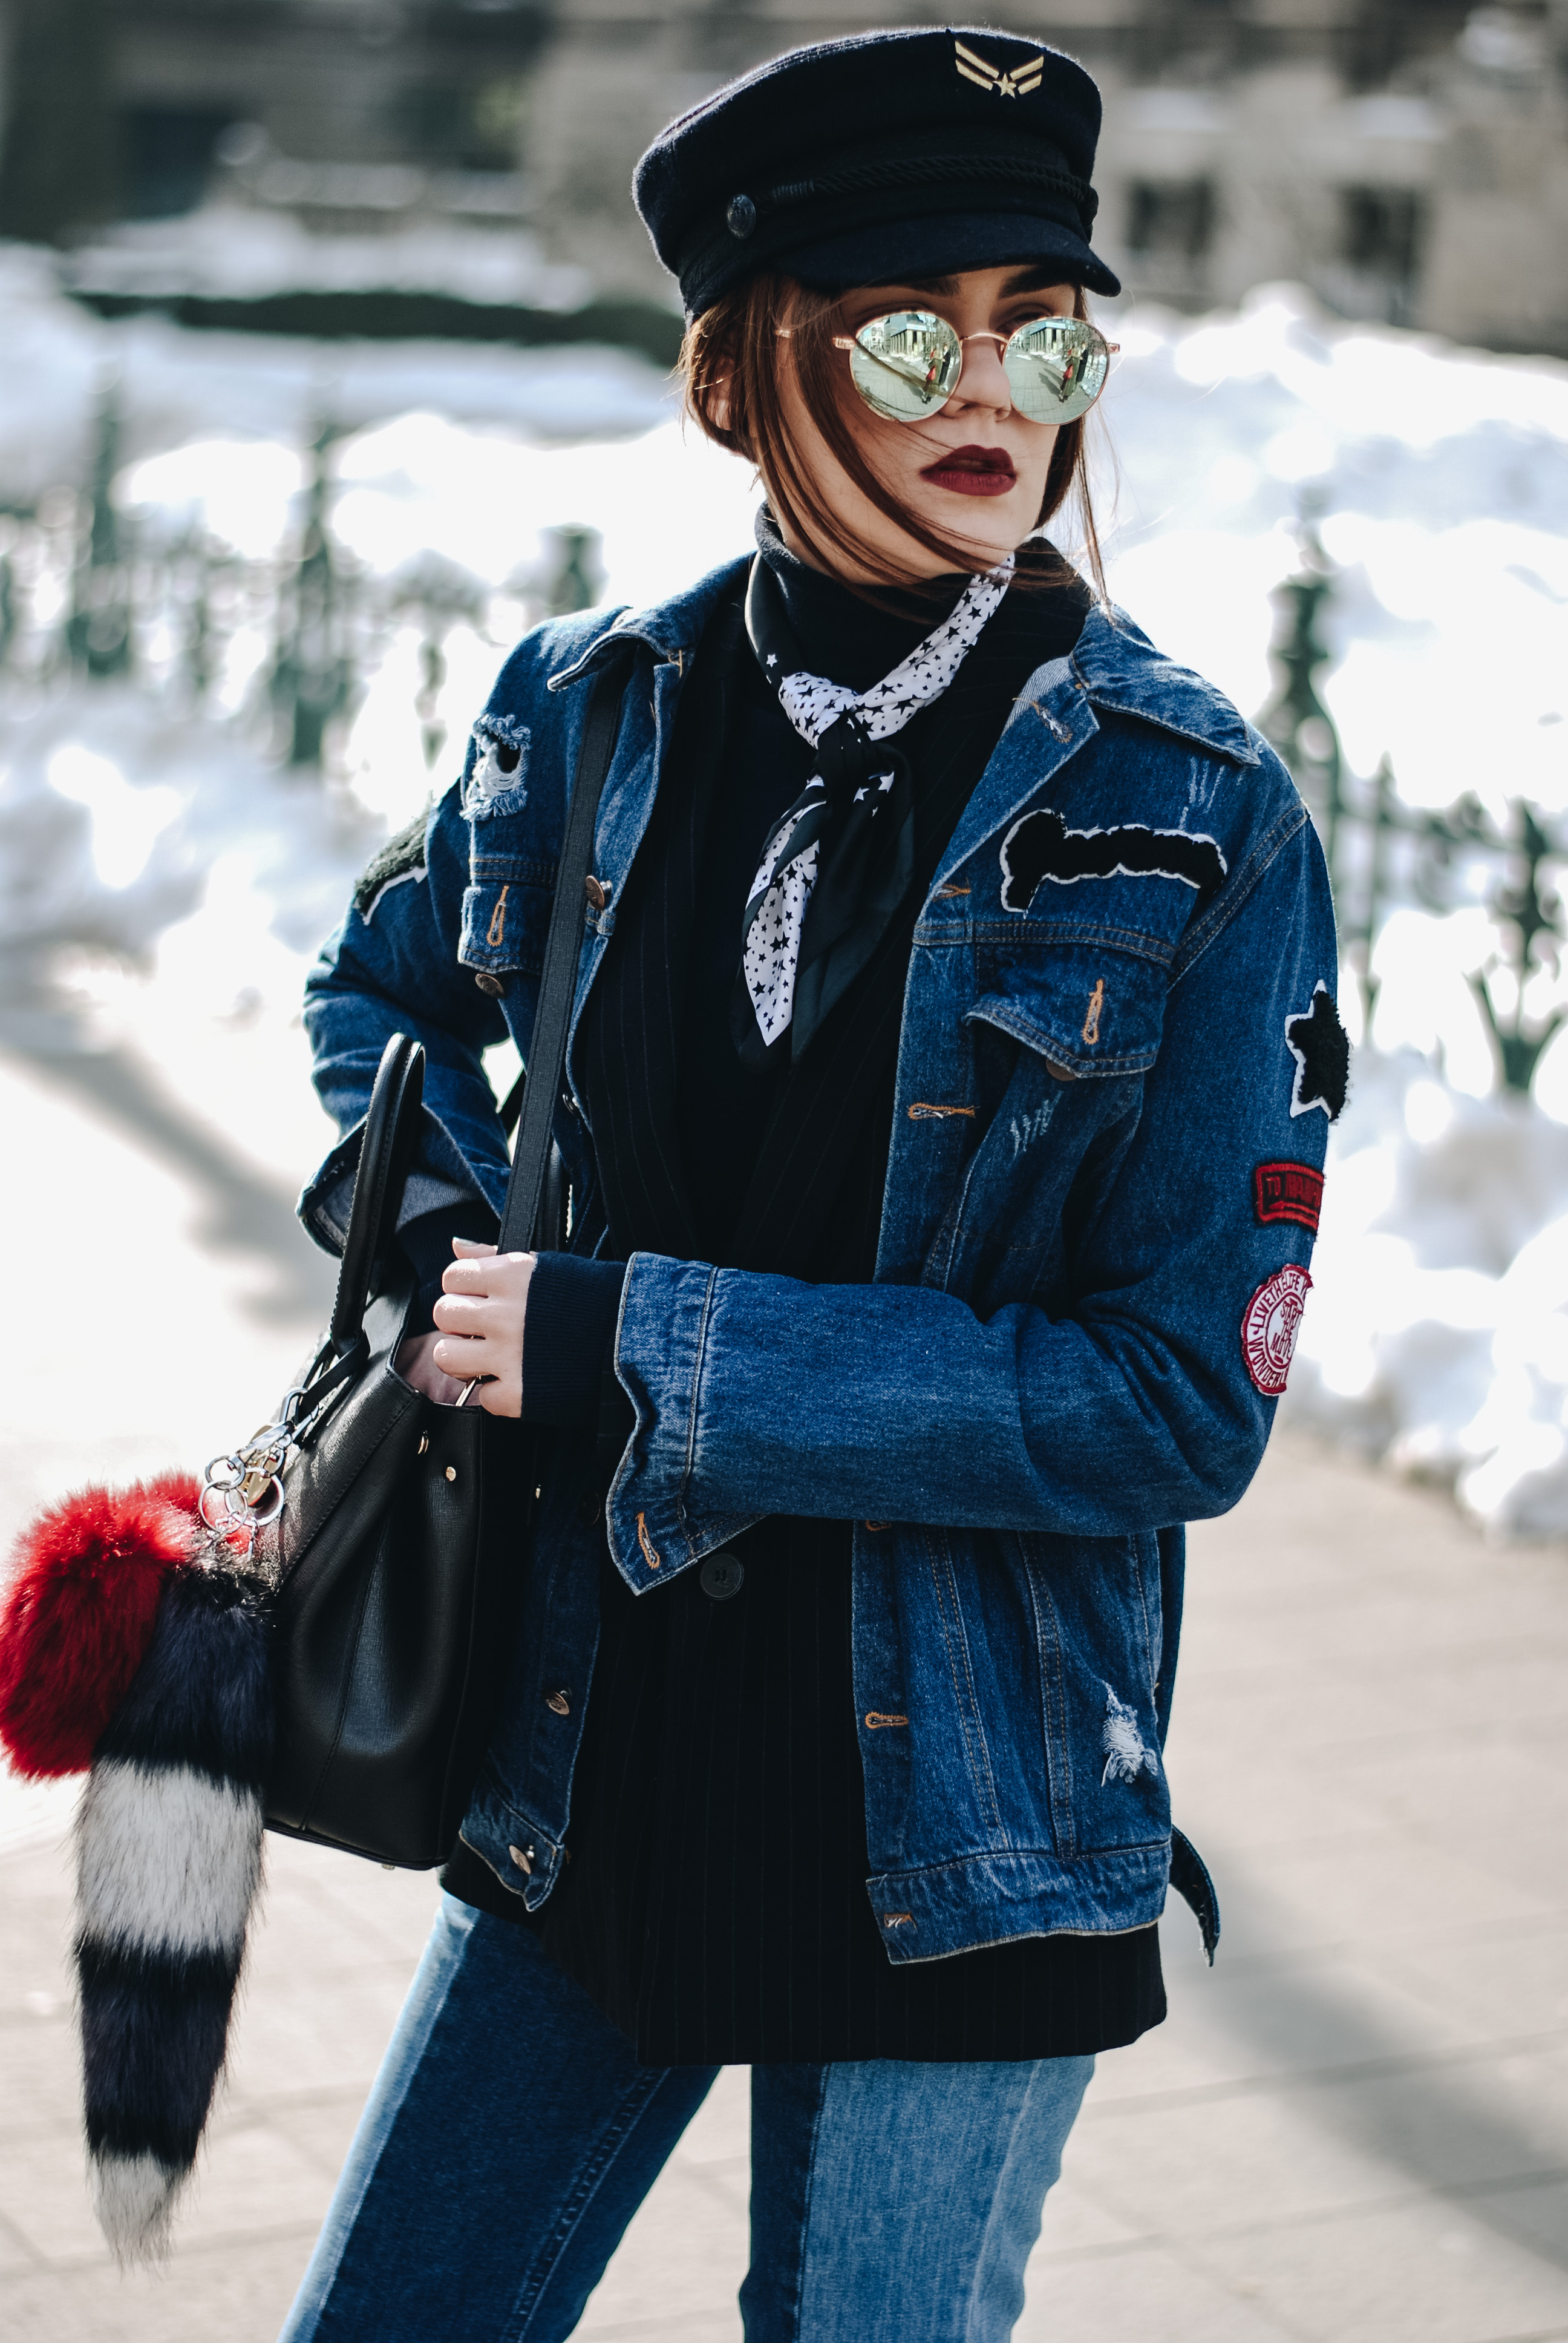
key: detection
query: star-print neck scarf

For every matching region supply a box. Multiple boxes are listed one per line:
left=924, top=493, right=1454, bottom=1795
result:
left=733, top=544, right=1014, bottom=1064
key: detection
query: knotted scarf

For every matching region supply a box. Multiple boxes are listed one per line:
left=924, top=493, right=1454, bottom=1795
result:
left=733, top=544, right=1014, bottom=1063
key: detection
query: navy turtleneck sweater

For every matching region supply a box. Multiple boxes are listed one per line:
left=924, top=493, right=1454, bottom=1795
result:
left=436, top=522, right=1167, bottom=2066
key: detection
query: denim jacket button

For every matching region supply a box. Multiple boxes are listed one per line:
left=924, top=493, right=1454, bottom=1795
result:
left=584, top=874, right=609, bottom=911
left=474, top=971, right=505, bottom=998
left=699, top=1550, right=745, bottom=1601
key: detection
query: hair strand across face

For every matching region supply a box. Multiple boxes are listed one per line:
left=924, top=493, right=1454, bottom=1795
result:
left=680, top=271, right=1108, bottom=605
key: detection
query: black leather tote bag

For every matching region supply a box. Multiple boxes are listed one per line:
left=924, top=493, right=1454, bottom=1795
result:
left=212, top=661, right=626, bottom=1869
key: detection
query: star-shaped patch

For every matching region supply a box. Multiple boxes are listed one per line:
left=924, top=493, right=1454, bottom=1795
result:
left=1285, top=981, right=1350, bottom=1121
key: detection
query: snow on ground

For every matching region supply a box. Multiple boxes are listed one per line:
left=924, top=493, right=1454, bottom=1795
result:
left=4, top=254, right=1568, bottom=1533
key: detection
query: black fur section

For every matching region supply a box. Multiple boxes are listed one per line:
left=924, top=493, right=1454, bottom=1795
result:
left=1285, top=982, right=1350, bottom=1120
left=77, top=1935, right=239, bottom=2169
left=1001, top=807, right=1228, bottom=911
left=353, top=807, right=430, bottom=917
left=94, top=1568, right=273, bottom=1792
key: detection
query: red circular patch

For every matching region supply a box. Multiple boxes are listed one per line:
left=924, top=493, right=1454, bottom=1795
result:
left=1241, top=1264, right=1313, bottom=1397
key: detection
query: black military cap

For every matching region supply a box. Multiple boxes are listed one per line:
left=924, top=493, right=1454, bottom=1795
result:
left=635, top=27, right=1120, bottom=320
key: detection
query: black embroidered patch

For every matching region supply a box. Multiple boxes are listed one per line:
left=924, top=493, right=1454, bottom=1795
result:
left=1000, top=807, right=1227, bottom=911
left=353, top=808, right=429, bottom=922
left=1253, top=1161, right=1324, bottom=1233
left=1285, top=983, right=1350, bottom=1121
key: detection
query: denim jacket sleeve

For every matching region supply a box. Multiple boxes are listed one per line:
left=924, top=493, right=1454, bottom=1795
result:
left=606, top=805, right=1336, bottom=1585
left=300, top=782, right=514, bottom=1250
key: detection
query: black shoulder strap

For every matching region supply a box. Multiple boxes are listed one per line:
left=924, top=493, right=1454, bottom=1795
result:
left=498, top=658, right=627, bottom=1254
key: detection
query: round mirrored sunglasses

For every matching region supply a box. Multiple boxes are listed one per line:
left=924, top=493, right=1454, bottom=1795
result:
left=831, top=309, right=1118, bottom=428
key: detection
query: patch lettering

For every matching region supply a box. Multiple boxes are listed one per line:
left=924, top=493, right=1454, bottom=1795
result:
left=1241, top=1264, right=1312, bottom=1397
left=1253, top=1161, right=1324, bottom=1234
left=1000, top=807, right=1227, bottom=912
left=1285, top=982, right=1350, bottom=1121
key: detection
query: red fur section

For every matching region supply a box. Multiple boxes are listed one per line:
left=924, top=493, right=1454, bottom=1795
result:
left=0, top=1476, right=201, bottom=1778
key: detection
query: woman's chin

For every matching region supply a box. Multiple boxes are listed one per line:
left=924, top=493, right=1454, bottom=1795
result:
left=904, top=487, right=1031, bottom=566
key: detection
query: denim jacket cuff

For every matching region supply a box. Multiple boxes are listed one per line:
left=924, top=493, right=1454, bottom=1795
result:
left=298, top=1103, right=510, bottom=1256
left=605, top=1251, right=759, bottom=1591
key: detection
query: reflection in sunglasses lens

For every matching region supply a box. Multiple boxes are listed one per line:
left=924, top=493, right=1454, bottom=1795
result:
left=1002, top=321, right=1110, bottom=425
left=843, top=312, right=1112, bottom=427
left=849, top=310, right=962, bottom=421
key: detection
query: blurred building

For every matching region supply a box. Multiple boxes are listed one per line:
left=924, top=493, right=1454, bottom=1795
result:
left=0, top=0, right=1564, bottom=354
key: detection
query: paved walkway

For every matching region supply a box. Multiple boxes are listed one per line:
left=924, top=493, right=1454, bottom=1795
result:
left=2, top=1038, right=1567, bottom=2342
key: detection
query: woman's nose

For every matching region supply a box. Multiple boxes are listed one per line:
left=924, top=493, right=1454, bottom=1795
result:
left=944, top=333, right=1013, bottom=415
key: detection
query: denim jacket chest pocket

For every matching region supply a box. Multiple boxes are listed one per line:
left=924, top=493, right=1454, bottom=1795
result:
left=915, top=922, right=1171, bottom=1309
left=968, top=923, right=1172, bottom=1081
left=457, top=717, right=552, bottom=979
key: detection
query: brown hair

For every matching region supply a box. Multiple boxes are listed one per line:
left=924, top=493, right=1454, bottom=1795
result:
left=680, top=270, right=1108, bottom=603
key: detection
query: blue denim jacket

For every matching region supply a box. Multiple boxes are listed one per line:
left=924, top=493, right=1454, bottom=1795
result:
left=299, top=555, right=1338, bottom=1966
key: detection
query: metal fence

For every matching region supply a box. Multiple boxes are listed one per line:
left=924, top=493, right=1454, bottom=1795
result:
left=7, top=398, right=1565, bottom=1101
left=0, top=388, right=603, bottom=778
left=1260, top=516, right=1566, bottom=1096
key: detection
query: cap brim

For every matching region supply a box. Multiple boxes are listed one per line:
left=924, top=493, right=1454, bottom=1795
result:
left=775, top=211, right=1120, bottom=301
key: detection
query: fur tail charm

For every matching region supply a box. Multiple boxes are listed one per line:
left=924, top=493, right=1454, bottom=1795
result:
left=0, top=1481, right=274, bottom=2264
left=77, top=1562, right=273, bottom=2261
left=0, top=1475, right=201, bottom=1779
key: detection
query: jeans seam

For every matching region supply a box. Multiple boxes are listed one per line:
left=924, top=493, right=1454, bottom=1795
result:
left=505, top=2065, right=671, bottom=2337
left=788, top=2068, right=833, bottom=2342
left=965, top=2068, right=1038, bottom=2343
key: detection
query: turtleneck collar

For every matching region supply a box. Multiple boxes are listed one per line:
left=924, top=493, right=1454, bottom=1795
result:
left=751, top=506, right=975, bottom=695
left=750, top=506, right=1090, bottom=696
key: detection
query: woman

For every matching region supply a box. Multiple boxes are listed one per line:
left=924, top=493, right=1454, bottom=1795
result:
left=283, top=27, right=1342, bottom=2342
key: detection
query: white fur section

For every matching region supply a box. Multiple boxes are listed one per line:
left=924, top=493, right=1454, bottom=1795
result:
left=91, top=2148, right=185, bottom=2266
left=77, top=1760, right=263, bottom=1961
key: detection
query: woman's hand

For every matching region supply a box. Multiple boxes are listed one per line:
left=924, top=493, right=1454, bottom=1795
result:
left=394, top=1332, right=472, bottom=1409
left=403, top=1237, right=535, bottom=1419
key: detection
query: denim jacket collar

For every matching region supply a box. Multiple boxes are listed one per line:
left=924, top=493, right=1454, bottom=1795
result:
left=549, top=559, right=1263, bottom=771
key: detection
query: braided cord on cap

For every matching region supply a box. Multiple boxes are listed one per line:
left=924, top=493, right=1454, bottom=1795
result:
left=759, top=150, right=1096, bottom=226
left=676, top=134, right=1100, bottom=306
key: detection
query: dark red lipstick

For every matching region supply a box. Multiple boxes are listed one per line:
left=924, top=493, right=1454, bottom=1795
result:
left=919, top=444, right=1018, bottom=498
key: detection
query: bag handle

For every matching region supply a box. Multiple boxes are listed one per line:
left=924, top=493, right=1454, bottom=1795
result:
left=328, top=1031, right=426, bottom=1354
left=498, top=657, right=627, bottom=1255
left=325, top=652, right=627, bottom=1354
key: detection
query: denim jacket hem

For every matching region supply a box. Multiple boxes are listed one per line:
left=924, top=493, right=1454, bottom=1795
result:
left=866, top=1842, right=1172, bottom=1965
left=460, top=1784, right=563, bottom=1914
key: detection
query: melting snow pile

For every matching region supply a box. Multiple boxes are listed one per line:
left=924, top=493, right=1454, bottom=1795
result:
left=1290, top=1050, right=1568, bottom=1538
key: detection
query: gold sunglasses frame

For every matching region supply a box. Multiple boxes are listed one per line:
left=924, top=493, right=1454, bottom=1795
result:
left=826, top=311, right=1120, bottom=425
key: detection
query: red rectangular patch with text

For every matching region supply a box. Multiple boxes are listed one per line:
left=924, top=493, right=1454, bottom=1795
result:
left=1253, top=1161, right=1324, bottom=1234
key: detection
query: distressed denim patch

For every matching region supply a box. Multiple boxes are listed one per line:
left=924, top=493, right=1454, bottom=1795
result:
left=463, top=715, right=531, bottom=818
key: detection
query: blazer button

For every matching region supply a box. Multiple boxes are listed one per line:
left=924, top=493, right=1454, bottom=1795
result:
left=699, top=1550, right=745, bottom=1601
left=474, top=971, right=505, bottom=997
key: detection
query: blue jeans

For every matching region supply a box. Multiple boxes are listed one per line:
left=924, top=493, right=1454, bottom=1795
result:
left=279, top=1895, right=1093, bottom=2342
